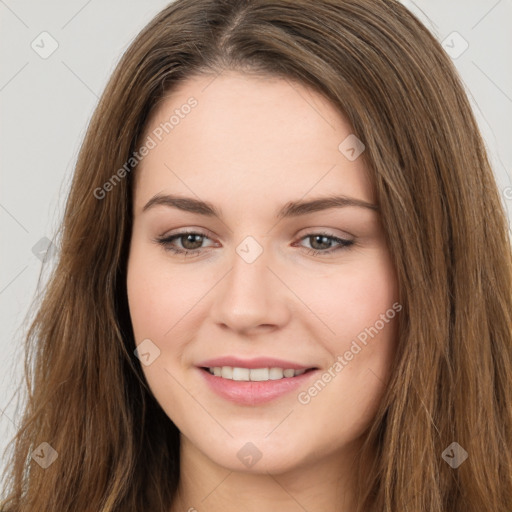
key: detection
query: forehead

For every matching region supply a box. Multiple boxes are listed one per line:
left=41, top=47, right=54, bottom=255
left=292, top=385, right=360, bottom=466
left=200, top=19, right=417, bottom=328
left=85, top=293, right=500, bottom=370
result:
left=134, top=71, right=375, bottom=212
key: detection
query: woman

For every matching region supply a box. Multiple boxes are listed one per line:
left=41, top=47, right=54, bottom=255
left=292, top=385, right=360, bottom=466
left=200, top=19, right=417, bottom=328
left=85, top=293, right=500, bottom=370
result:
left=1, top=0, right=511, bottom=510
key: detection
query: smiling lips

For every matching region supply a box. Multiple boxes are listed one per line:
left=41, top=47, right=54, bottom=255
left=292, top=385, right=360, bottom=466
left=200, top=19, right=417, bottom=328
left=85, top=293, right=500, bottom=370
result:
left=196, top=356, right=319, bottom=405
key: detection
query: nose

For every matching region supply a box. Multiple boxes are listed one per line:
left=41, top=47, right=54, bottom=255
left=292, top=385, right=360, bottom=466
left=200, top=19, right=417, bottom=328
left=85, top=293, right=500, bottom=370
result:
left=209, top=242, right=291, bottom=336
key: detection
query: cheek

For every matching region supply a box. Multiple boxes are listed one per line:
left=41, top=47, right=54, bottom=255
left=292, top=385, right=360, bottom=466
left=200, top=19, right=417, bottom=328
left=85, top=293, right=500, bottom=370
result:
left=296, top=262, right=399, bottom=446
left=126, top=244, right=203, bottom=342
left=298, top=251, right=398, bottom=344
left=301, top=250, right=399, bottom=410
left=126, top=247, right=196, bottom=409
left=330, top=256, right=399, bottom=389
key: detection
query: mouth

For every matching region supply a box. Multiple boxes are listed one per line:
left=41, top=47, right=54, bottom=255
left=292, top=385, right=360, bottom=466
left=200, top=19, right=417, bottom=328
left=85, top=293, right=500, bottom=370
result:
left=196, top=360, right=320, bottom=405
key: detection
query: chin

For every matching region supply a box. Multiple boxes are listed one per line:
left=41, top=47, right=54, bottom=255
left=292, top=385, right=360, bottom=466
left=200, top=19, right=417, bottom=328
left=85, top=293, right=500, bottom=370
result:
left=190, top=434, right=313, bottom=475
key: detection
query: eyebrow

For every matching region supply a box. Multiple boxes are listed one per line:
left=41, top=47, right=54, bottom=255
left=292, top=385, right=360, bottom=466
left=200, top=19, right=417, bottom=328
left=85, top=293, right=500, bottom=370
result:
left=142, top=193, right=379, bottom=219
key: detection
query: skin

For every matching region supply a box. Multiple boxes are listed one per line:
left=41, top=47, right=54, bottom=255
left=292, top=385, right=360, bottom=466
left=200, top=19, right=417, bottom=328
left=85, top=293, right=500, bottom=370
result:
left=126, top=70, right=400, bottom=512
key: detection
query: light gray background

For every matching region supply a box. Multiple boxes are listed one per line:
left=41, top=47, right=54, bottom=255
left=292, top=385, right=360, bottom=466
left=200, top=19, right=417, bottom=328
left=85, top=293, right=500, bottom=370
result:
left=1, top=0, right=511, bottom=476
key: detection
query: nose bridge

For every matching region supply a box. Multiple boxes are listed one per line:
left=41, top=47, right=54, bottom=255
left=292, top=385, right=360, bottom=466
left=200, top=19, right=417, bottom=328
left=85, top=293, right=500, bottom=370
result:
left=231, top=234, right=270, bottom=294
left=226, top=234, right=273, bottom=309
left=209, top=234, right=289, bottom=332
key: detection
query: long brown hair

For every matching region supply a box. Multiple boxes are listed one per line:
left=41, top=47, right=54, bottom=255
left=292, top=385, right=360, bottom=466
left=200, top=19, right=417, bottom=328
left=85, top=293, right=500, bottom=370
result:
left=2, top=0, right=511, bottom=510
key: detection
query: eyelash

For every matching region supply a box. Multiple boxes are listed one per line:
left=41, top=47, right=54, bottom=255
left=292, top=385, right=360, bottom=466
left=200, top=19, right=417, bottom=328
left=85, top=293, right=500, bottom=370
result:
left=155, top=230, right=355, bottom=258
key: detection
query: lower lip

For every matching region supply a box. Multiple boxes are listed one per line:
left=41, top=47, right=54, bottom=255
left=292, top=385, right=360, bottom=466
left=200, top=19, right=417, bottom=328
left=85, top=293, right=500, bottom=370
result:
left=197, top=367, right=318, bottom=406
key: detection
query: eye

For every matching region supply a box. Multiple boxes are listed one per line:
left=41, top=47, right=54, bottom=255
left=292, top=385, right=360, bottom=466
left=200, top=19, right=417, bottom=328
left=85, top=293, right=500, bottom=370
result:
left=155, top=230, right=355, bottom=257
left=156, top=230, right=214, bottom=257
left=294, top=232, right=355, bottom=256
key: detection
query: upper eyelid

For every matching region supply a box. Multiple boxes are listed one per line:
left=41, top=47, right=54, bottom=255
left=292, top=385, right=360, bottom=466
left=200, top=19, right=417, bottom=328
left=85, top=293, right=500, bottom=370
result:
left=159, top=226, right=354, bottom=239
left=160, top=229, right=351, bottom=238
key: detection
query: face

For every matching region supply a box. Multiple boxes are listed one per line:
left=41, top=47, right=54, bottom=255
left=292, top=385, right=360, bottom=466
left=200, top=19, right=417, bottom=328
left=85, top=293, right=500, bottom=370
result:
left=126, top=71, right=399, bottom=474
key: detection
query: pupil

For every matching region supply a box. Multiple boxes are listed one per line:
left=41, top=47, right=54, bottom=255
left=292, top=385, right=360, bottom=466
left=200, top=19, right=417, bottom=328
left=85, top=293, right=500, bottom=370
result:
left=183, top=234, right=203, bottom=250
left=311, top=235, right=330, bottom=250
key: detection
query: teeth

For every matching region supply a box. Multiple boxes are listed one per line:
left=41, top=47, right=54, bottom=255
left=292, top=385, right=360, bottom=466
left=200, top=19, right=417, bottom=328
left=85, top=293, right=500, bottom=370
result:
left=220, top=366, right=233, bottom=379
left=269, top=368, right=283, bottom=380
left=208, top=366, right=309, bottom=381
left=232, top=367, right=250, bottom=381
left=249, top=368, right=269, bottom=381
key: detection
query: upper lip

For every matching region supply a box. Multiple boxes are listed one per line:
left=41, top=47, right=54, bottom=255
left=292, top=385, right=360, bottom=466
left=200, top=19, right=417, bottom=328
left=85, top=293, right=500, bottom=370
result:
left=197, top=356, right=317, bottom=370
